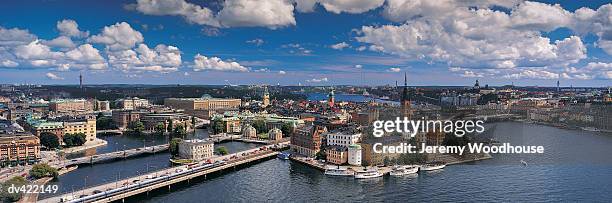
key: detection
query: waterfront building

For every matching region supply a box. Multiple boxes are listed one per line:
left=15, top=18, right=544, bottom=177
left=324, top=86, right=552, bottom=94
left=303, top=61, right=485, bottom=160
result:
left=59, top=115, right=97, bottom=143
left=361, top=136, right=404, bottom=166
left=0, top=134, right=41, bottom=166
left=178, top=139, right=214, bottom=161
left=164, top=97, right=241, bottom=118
left=140, top=112, right=192, bottom=132
left=221, top=117, right=241, bottom=134
left=325, top=131, right=361, bottom=148
left=348, top=144, right=362, bottom=166
left=116, top=97, right=149, bottom=110
left=242, top=125, right=257, bottom=139
left=290, top=125, right=327, bottom=157
left=268, top=127, right=282, bottom=141
left=25, top=116, right=64, bottom=141
left=325, top=145, right=347, bottom=165
left=112, top=110, right=146, bottom=130
left=49, top=99, right=93, bottom=113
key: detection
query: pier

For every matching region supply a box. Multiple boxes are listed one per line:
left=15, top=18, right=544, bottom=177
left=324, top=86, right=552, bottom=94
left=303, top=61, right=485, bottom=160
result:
left=40, top=142, right=289, bottom=203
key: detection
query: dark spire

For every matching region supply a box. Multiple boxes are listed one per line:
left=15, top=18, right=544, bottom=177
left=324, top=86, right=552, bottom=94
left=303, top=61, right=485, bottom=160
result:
left=401, top=72, right=409, bottom=102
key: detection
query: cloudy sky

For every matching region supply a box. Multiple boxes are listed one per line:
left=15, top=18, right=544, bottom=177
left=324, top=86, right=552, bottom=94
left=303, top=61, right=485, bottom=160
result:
left=0, top=0, right=611, bottom=86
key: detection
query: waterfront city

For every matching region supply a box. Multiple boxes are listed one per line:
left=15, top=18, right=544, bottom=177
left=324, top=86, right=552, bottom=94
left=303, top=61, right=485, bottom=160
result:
left=1, top=0, right=612, bottom=202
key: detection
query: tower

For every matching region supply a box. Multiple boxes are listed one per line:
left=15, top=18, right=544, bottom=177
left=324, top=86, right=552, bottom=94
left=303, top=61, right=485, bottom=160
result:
left=474, top=79, right=480, bottom=89
left=262, top=86, right=270, bottom=107
left=79, top=72, right=83, bottom=90
left=328, top=88, right=335, bottom=107
left=557, top=80, right=560, bottom=92
left=401, top=72, right=412, bottom=119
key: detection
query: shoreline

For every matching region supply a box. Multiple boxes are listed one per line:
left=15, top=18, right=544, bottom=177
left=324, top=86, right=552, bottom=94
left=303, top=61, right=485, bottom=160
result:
left=61, top=138, right=108, bottom=154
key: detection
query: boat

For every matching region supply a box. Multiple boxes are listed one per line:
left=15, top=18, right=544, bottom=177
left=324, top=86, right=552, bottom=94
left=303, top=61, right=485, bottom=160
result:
left=389, top=165, right=419, bottom=176
left=354, top=168, right=384, bottom=179
left=419, top=162, right=446, bottom=171
left=277, top=152, right=290, bottom=160
left=324, top=167, right=354, bottom=176
left=581, top=127, right=600, bottom=132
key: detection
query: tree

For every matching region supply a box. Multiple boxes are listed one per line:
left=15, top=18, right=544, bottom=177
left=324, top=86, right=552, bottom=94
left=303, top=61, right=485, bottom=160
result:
left=281, top=123, right=294, bottom=137
left=29, top=163, right=58, bottom=179
left=169, top=138, right=183, bottom=157
left=173, top=124, right=187, bottom=138
left=154, top=122, right=166, bottom=135
left=40, top=132, right=60, bottom=149
left=63, top=133, right=87, bottom=147
left=0, top=176, right=27, bottom=202
left=211, top=118, right=224, bottom=134
left=216, top=146, right=229, bottom=155
left=127, top=121, right=145, bottom=135
left=167, top=119, right=174, bottom=133
left=96, top=116, right=116, bottom=130
left=252, top=120, right=267, bottom=133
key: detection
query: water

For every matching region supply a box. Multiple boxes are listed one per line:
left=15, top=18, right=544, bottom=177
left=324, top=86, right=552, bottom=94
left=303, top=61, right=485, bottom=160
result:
left=41, top=129, right=263, bottom=199
left=307, top=93, right=398, bottom=104
left=132, top=122, right=612, bottom=202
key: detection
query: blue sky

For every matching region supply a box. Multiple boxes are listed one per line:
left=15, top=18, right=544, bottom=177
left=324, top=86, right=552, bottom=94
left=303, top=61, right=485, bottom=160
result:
left=0, top=0, right=611, bottom=86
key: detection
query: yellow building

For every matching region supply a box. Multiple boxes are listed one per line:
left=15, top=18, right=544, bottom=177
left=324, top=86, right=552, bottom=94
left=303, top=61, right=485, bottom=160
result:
left=164, top=97, right=241, bottom=118
left=62, top=116, right=97, bottom=143
left=326, top=146, right=348, bottom=165
left=0, top=134, right=41, bottom=166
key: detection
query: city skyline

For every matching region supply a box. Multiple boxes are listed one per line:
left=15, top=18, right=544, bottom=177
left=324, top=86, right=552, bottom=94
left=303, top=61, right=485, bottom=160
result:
left=1, top=0, right=611, bottom=86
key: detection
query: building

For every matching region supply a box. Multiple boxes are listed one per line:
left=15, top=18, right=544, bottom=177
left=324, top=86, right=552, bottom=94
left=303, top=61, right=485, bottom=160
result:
left=112, top=110, right=145, bottom=130
left=242, top=125, right=256, bottom=139
left=290, top=125, right=327, bottom=157
left=116, top=97, right=149, bottom=110
left=140, top=112, right=192, bottom=132
left=178, top=139, right=214, bottom=161
left=164, top=97, right=241, bottom=118
left=61, top=116, right=97, bottom=143
left=95, top=100, right=111, bottom=111
left=0, top=134, right=41, bottom=166
left=268, top=128, right=282, bottom=141
left=361, top=136, right=404, bottom=166
left=325, top=145, right=347, bottom=165
left=325, top=131, right=360, bottom=147
left=262, top=87, right=270, bottom=107
left=49, top=99, right=93, bottom=112
left=400, top=73, right=412, bottom=119
left=348, top=144, right=362, bottom=166
left=25, top=117, right=64, bottom=141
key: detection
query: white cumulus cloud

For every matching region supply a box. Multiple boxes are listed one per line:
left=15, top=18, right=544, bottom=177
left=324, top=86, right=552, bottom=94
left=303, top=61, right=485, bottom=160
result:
left=193, top=54, right=249, bottom=72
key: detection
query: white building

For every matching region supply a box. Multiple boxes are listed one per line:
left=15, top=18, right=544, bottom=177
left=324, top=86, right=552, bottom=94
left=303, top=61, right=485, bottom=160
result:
left=348, top=144, right=362, bottom=166
left=243, top=125, right=256, bottom=138
left=326, top=132, right=361, bottom=147
left=116, top=97, right=149, bottom=110
left=178, top=139, right=214, bottom=161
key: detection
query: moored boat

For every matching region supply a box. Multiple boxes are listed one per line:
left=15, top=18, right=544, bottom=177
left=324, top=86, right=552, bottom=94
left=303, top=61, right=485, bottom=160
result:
left=354, top=168, right=383, bottom=179
left=419, top=162, right=446, bottom=171
left=390, top=165, right=419, bottom=176
left=277, top=152, right=290, bottom=160
left=324, top=167, right=354, bottom=176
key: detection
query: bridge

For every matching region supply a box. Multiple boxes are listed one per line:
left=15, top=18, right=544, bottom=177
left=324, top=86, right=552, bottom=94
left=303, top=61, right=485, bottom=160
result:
left=96, top=129, right=123, bottom=135
left=40, top=141, right=289, bottom=203
left=58, top=144, right=169, bottom=167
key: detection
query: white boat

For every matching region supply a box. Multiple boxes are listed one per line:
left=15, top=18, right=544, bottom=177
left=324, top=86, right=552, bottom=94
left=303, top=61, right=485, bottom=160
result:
left=324, top=168, right=354, bottom=176
left=354, top=168, right=383, bottom=179
left=389, top=165, right=419, bottom=176
left=581, top=127, right=600, bottom=132
left=419, top=162, right=446, bottom=171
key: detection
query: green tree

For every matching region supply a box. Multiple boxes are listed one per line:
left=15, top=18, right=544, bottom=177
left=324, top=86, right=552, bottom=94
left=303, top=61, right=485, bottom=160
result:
left=63, top=133, right=74, bottom=146
left=280, top=123, right=293, bottom=137
left=169, top=138, right=183, bottom=157
left=127, top=121, right=145, bottom=135
left=211, top=118, right=224, bottom=134
left=0, top=176, right=27, bottom=202
left=63, top=133, right=87, bottom=147
left=173, top=124, right=187, bottom=138
left=167, top=119, right=174, bottom=133
left=29, top=163, right=58, bottom=179
left=40, top=132, right=60, bottom=149
left=252, top=120, right=267, bottom=133
left=154, top=122, right=166, bottom=135
left=216, top=146, right=229, bottom=155
left=96, top=116, right=116, bottom=130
